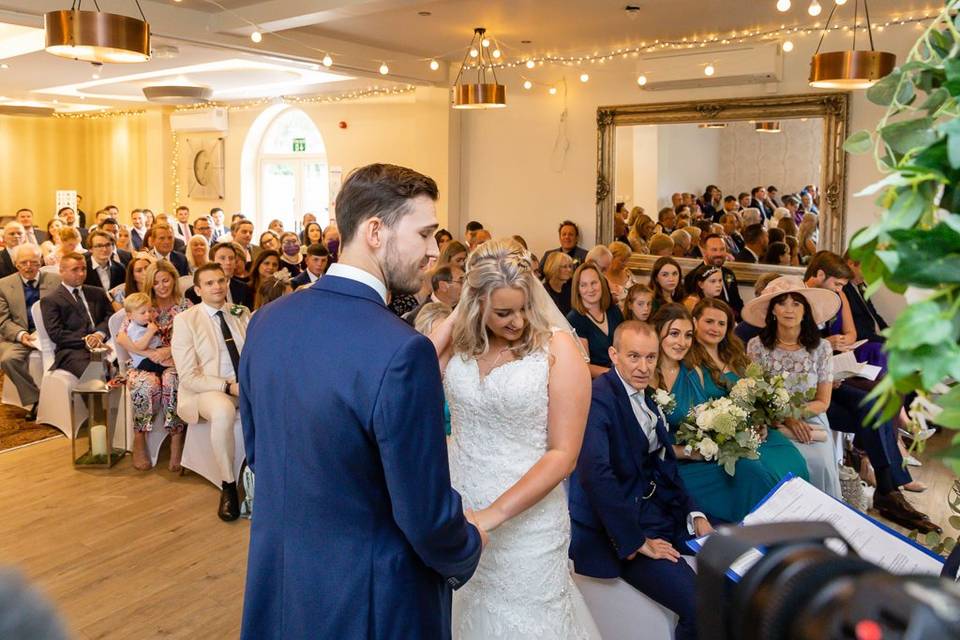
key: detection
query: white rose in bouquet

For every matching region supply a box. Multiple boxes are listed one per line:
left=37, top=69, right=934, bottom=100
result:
left=697, top=437, right=719, bottom=460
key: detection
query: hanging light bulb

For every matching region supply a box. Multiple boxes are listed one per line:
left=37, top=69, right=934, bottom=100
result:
left=429, top=59, right=439, bottom=70
left=580, top=73, right=589, bottom=82
left=809, top=0, right=896, bottom=89
left=548, top=86, right=557, bottom=95
left=523, top=80, right=532, bottom=90
left=808, top=0, right=822, bottom=16
left=525, top=59, right=535, bottom=69
left=251, top=30, right=262, bottom=43
left=637, top=74, right=648, bottom=86
left=470, top=48, right=479, bottom=58
left=492, top=49, right=501, bottom=58
left=835, top=0, right=848, bottom=4
left=783, top=40, right=795, bottom=52
left=451, top=27, right=506, bottom=109
left=776, top=0, right=791, bottom=11
left=704, top=64, right=715, bottom=76
left=481, top=37, right=490, bottom=47
left=322, top=54, right=333, bottom=67
left=379, top=62, right=389, bottom=75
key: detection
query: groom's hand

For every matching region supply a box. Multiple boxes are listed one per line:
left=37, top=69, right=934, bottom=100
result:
left=627, top=538, right=680, bottom=563
left=464, top=509, right=489, bottom=548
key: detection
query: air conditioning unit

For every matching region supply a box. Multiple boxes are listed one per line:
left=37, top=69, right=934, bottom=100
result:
left=169, top=107, right=228, bottom=132
left=639, top=42, right=782, bottom=91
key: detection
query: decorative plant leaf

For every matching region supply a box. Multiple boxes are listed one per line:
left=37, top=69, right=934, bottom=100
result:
left=921, top=87, right=951, bottom=114
left=844, top=130, right=874, bottom=154
left=867, top=70, right=903, bottom=106
left=884, top=223, right=960, bottom=286
left=926, top=531, right=942, bottom=547
left=951, top=515, right=960, bottom=530
left=884, top=301, right=957, bottom=350
left=879, top=118, right=938, bottom=156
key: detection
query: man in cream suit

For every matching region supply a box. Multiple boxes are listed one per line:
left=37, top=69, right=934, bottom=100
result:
left=0, top=244, right=60, bottom=421
left=171, top=262, right=250, bottom=521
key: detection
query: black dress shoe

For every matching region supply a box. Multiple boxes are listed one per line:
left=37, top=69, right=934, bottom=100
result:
left=218, top=481, right=240, bottom=522
left=24, top=404, right=38, bottom=422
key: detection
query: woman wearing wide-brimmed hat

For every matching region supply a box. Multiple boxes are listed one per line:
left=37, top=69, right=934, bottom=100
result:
left=742, top=276, right=842, bottom=498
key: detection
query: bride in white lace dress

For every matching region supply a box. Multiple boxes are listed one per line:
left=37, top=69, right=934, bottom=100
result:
left=431, top=239, right=601, bottom=639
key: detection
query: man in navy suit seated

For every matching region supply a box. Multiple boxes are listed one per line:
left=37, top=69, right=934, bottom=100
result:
left=569, top=320, right=712, bottom=640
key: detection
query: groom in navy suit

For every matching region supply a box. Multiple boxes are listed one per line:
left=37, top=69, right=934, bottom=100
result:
left=569, top=320, right=712, bottom=640
left=239, top=164, right=484, bottom=639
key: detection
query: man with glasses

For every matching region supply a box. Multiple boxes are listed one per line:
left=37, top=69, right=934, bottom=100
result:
left=193, top=216, right=214, bottom=243
left=84, top=230, right=125, bottom=292
left=97, top=218, right=131, bottom=267
left=0, top=244, right=60, bottom=421
left=403, top=264, right=464, bottom=327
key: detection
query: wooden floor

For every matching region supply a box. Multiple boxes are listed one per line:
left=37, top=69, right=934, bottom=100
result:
left=0, top=431, right=956, bottom=640
left=0, top=437, right=248, bottom=640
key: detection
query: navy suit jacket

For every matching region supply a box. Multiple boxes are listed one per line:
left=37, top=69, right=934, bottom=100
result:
left=290, top=270, right=316, bottom=288
left=84, top=255, right=126, bottom=291
left=569, top=368, right=698, bottom=579
left=239, top=275, right=482, bottom=640
left=39, top=284, right=112, bottom=377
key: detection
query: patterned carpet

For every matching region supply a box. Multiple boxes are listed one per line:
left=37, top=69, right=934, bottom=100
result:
left=0, top=375, right=61, bottom=452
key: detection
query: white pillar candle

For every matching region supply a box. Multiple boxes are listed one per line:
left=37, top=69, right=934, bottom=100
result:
left=90, top=424, right=108, bottom=457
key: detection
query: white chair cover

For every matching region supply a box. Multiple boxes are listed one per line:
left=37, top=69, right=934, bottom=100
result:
left=32, top=301, right=81, bottom=437
left=108, top=309, right=167, bottom=464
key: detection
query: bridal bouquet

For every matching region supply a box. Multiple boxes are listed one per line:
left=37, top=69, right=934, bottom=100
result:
left=729, top=363, right=810, bottom=427
left=674, top=397, right=760, bottom=476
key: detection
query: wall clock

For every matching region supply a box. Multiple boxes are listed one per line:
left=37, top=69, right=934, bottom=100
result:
left=187, top=136, right=225, bottom=200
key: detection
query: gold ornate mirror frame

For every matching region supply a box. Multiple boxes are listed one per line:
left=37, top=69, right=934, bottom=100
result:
left=595, top=93, right=850, bottom=281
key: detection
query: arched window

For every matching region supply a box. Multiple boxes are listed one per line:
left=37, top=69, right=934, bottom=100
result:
left=255, top=108, right=329, bottom=233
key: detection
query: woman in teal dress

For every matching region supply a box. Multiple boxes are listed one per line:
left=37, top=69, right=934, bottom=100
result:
left=651, top=302, right=808, bottom=524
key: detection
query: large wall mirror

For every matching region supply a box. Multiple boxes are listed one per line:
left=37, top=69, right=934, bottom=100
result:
left=596, top=93, right=849, bottom=283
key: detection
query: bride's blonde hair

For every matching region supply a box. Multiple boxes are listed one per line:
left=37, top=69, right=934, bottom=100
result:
left=452, top=238, right=554, bottom=359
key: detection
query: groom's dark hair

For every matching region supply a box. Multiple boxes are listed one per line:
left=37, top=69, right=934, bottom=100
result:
left=336, top=163, right=439, bottom=244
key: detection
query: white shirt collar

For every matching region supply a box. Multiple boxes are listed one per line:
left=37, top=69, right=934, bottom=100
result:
left=202, top=301, right=227, bottom=317
left=326, top=263, right=387, bottom=304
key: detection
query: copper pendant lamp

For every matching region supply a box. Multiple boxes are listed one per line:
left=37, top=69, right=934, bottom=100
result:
left=452, top=27, right=506, bottom=109
left=808, top=0, right=894, bottom=89
left=45, top=0, right=151, bottom=64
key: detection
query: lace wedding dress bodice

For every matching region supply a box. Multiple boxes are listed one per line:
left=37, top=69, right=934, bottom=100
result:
left=445, top=348, right=599, bottom=640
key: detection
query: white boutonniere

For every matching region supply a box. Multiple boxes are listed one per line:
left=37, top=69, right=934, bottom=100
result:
left=229, top=304, right=244, bottom=317
left=652, top=388, right=676, bottom=415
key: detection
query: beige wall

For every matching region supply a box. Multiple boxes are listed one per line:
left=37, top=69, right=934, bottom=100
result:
left=0, top=110, right=167, bottom=227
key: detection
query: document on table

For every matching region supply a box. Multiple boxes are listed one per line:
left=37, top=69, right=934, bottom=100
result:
left=688, top=476, right=944, bottom=579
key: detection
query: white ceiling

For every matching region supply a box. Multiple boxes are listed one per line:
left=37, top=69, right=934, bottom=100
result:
left=0, top=0, right=937, bottom=113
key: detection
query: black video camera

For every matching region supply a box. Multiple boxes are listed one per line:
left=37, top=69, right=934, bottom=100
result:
left=696, top=522, right=960, bottom=640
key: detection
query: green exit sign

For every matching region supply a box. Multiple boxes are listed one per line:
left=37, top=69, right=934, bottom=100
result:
left=292, top=137, right=306, bottom=152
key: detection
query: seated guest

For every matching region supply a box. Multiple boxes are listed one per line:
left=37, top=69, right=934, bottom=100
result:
left=186, top=235, right=211, bottom=274
left=229, top=242, right=250, bottom=280
left=542, top=220, right=588, bottom=267
left=670, top=229, right=692, bottom=257
left=683, top=233, right=744, bottom=315
left=777, top=216, right=799, bottom=239
left=172, top=206, right=194, bottom=242
left=627, top=215, right=656, bottom=254
left=763, top=241, right=791, bottom=266
left=784, top=236, right=801, bottom=266
left=129, top=209, right=148, bottom=250
left=684, top=226, right=702, bottom=258
left=210, top=208, right=227, bottom=241
left=682, top=265, right=724, bottom=311
left=186, top=242, right=253, bottom=308
left=656, top=207, right=677, bottom=234
left=567, top=262, right=623, bottom=378
left=742, top=276, right=843, bottom=498
left=842, top=250, right=887, bottom=346
left=768, top=227, right=786, bottom=245
left=701, top=185, right=722, bottom=221
left=248, top=250, right=280, bottom=302
left=605, top=241, right=636, bottom=304
left=192, top=215, right=213, bottom=244
left=46, top=227, right=86, bottom=267
left=57, top=207, right=87, bottom=242
left=434, top=229, right=453, bottom=253
left=800, top=191, right=819, bottom=215
left=569, top=320, right=711, bottom=640
left=291, top=244, right=330, bottom=288
left=109, top=253, right=155, bottom=309
left=652, top=302, right=808, bottom=523
left=39, top=253, right=112, bottom=378
left=735, top=223, right=768, bottom=263
left=542, top=251, right=574, bottom=316
left=734, top=273, right=781, bottom=344
left=740, top=207, right=763, bottom=229
left=647, top=233, right=674, bottom=257
left=584, top=244, right=613, bottom=274
left=622, top=283, right=654, bottom=322
left=438, top=240, right=468, bottom=270
left=750, top=186, right=774, bottom=219
left=147, top=224, right=190, bottom=276
left=255, top=272, right=293, bottom=310
left=0, top=244, right=60, bottom=421
left=720, top=212, right=745, bottom=256
left=613, top=216, right=630, bottom=245
left=798, top=213, right=819, bottom=261
left=39, top=219, right=64, bottom=265
left=649, top=256, right=685, bottom=315
left=152, top=214, right=187, bottom=253
left=98, top=218, right=132, bottom=267
left=404, top=265, right=463, bottom=327
left=738, top=192, right=752, bottom=210
left=468, top=228, right=492, bottom=251
left=721, top=195, right=739, bottom=217
left=172, top=263, right=251, bottom=521
left=84, top=230, right=126, bottom=293
left=322, top=224, right=341, bottom=262
left=16, top=209, right=47, bottom=245
left=0, top=222, right=26, bottom=278
left=231, top=219, right=260, bottom=267
left=301, top=221, right=322, bottom=247
left=767, top=185, right=782, bottom=208
left=278, top=232, right=304, bottom=277
left=259, top=231, right=280, bottom=253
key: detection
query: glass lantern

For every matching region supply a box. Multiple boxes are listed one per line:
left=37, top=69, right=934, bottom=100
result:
left=71, top=347, right=125, bottom=467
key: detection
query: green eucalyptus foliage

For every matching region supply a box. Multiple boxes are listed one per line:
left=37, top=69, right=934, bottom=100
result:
left=845, top=1, right=960, bottom=472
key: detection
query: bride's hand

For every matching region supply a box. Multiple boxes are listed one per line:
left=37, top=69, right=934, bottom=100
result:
left=471, top=507, right=504, bottom=534
left=464, top=509, right=490, bottom=548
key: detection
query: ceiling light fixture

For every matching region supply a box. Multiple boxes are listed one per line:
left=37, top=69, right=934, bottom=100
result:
left=580, top=73, right=589, bottom=82
left=523, top=80, right=532, bottom=89
left=704, top=63, right=716, bottom=76
left=637, top=73, right=648, bottom=86
left=251, top=30, right=262, bottom=43
left=776, top=0, right=791, bottom=11
left=44, top=1, right=151, bottom=63
left=322, top=54, right=333, bottom=67
left=783, top=40, right=795, bottom=52
left=525, top=59, right=535, bottom=69
left=452, top=27, right=506, bottom=109
left=429, top=59, right=439, bottom=70
left=835, top=0, right=848, bottom=5
left=808, top=0, right=823, bottom=16
left=548, top=86, right=557, bottom=95
left=379, top=62, right=389, bottom=75
left=143, top=84, right=212, bottom=104
left=809, top=0, right=895, bottom=89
